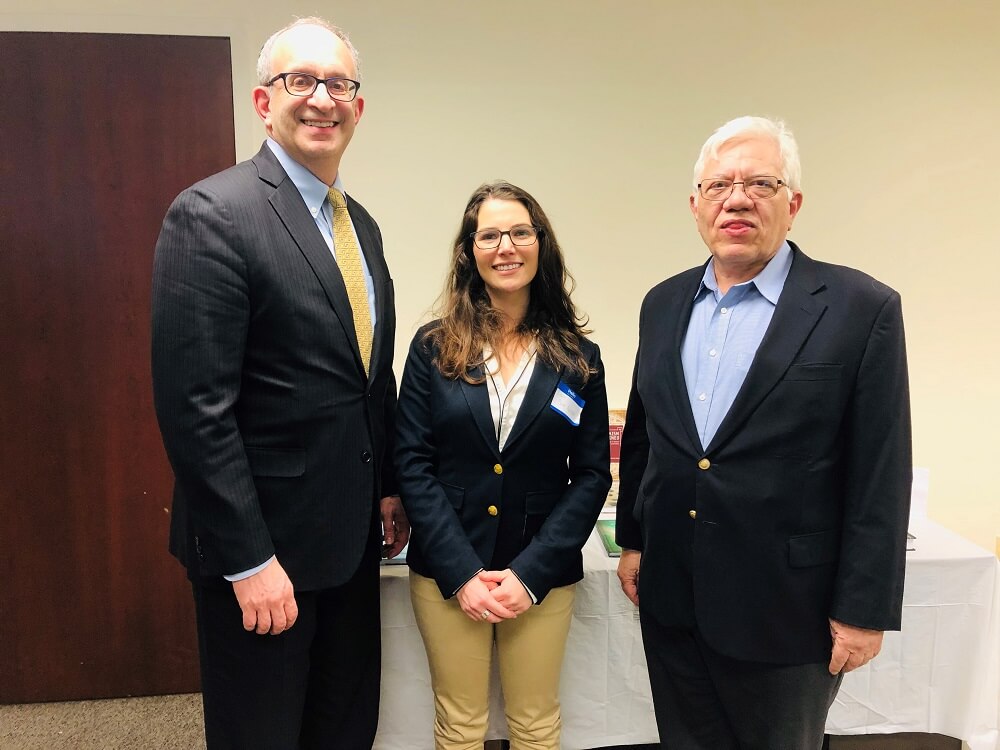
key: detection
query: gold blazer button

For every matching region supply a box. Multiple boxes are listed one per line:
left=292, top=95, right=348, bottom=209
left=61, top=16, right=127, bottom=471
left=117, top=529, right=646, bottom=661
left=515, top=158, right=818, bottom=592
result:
left=493, top=463, right=503, bottom=475
left=698, top=458, right=711, bottom=470
left=487, top=505, right=499, bottom=516
left=688, top=510, right=697, bottom=519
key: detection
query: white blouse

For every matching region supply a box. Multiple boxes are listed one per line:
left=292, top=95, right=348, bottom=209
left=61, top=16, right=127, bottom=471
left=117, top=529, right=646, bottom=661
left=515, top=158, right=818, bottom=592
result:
left=483, top=344, right=538, bottom=451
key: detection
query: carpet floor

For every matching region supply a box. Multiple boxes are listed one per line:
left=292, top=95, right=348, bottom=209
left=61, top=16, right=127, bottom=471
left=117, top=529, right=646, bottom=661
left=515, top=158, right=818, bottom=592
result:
left=0, top=695, right=963, bottom=750
left=0, top=693, right=205, bottom=749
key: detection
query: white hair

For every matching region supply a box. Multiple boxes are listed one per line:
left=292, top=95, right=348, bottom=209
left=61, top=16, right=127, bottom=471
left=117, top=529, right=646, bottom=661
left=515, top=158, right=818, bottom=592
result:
left=692, top=116, right=801, bottom=197
left=256, top=17, right=361, bottom=85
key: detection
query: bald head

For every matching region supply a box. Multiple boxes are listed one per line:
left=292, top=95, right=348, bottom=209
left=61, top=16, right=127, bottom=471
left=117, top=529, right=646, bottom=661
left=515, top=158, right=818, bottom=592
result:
left=256, top=17, right=361, bottom=85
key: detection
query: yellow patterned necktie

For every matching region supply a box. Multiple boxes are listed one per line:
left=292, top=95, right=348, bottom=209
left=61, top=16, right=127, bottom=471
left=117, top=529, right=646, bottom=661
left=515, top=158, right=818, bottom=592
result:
left=328, top=187, right=373, bottom=375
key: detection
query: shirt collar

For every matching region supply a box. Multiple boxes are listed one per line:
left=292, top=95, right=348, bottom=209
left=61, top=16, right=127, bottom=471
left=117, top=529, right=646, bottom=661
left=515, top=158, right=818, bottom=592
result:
left=693, top=240, right=793, bottom=305
left=265, top=138, right=345, bottom=210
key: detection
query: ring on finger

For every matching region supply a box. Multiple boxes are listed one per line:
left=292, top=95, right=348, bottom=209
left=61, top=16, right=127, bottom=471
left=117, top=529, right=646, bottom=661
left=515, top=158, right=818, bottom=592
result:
left=481, top=610, right=490, bottom=620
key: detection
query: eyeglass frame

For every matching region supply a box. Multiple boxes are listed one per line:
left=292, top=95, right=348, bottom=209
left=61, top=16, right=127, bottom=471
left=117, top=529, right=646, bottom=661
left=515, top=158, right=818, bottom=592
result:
left=266, top=72, right=361, bottom=102
left=468, top=225, right=542, bottom=250
left=696, top=176, right=787, bottom=201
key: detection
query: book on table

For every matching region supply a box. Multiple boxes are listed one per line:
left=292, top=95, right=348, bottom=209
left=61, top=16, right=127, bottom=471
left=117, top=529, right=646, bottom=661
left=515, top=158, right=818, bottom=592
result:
left=595, top=519, right=621, bottom=557
left=605, top=409, right=626, bottom=509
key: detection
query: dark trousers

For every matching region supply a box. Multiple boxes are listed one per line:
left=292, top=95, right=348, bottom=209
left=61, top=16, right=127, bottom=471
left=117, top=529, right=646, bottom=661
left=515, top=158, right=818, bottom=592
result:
left=640, top=610, right=843, bottom=750
left=192, top=533, right=381, bottom=750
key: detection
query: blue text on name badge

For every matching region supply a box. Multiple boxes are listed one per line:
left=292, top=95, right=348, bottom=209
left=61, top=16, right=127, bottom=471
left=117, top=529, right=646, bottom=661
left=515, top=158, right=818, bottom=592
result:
left=550, top=381, right=584, bottom=426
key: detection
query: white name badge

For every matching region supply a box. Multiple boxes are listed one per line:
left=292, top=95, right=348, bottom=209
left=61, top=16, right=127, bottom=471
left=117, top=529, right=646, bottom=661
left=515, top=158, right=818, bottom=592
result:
left=550, top=381, right=584, bottom=426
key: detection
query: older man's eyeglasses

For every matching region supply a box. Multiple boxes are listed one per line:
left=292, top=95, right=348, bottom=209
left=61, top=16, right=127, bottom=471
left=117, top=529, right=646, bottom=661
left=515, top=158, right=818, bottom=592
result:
left=470, top=225, right=540, bottom=250
left=697, top=176, right=786, bottom=201
left=267, top=72, right=361, bottom=102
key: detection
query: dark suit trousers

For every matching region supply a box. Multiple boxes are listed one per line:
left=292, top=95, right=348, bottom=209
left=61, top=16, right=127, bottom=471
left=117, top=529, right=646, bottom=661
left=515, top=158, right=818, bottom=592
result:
left=640, top=610, right=843, bottom=750
left=192, top=529, right=381, bottom=750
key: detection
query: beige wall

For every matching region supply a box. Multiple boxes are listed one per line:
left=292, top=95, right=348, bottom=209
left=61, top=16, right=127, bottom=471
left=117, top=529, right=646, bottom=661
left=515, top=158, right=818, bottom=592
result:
left=5, top=0, right=998, bottom=552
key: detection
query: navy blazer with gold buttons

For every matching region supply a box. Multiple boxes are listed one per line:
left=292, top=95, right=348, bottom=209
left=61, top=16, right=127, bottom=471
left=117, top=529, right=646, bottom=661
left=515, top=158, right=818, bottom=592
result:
left=616, top=243, right=912, bottom=665
left=395, top=322, right=612, bottom=602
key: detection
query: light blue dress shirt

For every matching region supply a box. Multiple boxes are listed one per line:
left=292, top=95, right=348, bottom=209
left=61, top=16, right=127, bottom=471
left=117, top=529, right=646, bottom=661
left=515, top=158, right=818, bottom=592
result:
left=680, top=241, right=793, bottom=450
left=265, top=138, right=377, bottom=326
left=225, top=140, right=378, bottom=582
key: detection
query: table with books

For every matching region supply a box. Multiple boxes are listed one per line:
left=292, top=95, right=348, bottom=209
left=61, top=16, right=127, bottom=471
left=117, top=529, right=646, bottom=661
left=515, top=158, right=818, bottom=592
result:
left=373, top=514, right=1000, bottom=750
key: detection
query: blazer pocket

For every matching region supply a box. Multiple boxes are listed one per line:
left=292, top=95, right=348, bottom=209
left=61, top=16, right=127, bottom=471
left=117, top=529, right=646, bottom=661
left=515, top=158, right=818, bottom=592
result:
left=523, top=491, right=561, bottom=545
left=440, top=481, right=465, bottom=509
left=245, top=447, right=305, bottom=478
left=783, top=363, right=843, bottom=381
left=788, top=530, right=839, bottom=568
left=526, top=490, right=561, bottom=514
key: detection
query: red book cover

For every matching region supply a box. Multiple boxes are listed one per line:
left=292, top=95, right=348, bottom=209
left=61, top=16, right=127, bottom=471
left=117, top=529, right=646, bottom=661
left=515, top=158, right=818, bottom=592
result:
left=606, top=409, right=627, bottom=506
left=608, top=409, right=626, bottom=466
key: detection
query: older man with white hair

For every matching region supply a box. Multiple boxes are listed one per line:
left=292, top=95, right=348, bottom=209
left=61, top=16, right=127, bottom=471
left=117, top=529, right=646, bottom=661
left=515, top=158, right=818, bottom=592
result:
left=616, top=116, right=912, bottom=749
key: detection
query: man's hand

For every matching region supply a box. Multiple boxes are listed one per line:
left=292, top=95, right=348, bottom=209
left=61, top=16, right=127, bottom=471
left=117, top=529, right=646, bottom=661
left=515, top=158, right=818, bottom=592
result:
left=617, top=550, right=641, bottom=606
left=828, top=618, right=884, bottom=674
left=478, top=569, right=532, bottom=616
left=231, top=558, right=298, bottom=635
left=380, top=495, right=410, bottom=559
left=457, top=574, right=515, bottom=624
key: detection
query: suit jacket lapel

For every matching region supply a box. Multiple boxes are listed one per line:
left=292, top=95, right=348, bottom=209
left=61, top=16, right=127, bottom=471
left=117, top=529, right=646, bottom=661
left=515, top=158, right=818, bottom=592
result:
left=457, top=357, right=561, bottom=457
left=253, top=146, right=366, bottom=377
left=665, top=268, right=706, bottom=453
left=346, top=195, right=388, bottom=378
left=460, top=367, right=501, bottom=458
left=706, top=245, right=827, bottom=453
left=503, top=359, right=560, bottom=452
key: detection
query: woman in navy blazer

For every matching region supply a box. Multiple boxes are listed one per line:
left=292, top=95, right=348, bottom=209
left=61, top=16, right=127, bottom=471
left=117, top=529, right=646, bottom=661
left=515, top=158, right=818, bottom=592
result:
left=395, top=181, right=611, bottom=750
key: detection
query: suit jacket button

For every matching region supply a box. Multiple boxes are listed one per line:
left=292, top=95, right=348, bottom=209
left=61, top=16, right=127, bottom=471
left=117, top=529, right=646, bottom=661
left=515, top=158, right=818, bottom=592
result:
left=697, top=458, right=711, bottom=470
left=487, top=505, right=498, bottom=516
left=361, top=450, right=372, bottom=463
left=493, top=463, right=503, bottom=475
left=688, top=510, right=697, bottom=519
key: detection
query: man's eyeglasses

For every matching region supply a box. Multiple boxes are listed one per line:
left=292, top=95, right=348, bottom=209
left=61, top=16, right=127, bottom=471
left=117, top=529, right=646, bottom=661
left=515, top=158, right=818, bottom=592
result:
left=697, top=176, right=786, bottom=201
left=469, top=225, right=541, bottom=250
left=267, top=72, right=360, bottom=102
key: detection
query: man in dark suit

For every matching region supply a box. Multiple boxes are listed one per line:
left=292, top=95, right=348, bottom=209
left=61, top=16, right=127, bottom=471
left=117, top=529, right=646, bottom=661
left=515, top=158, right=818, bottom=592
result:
left=151, top=17, right=407, bottom=750
left=615, top=116, right=912, bottom=749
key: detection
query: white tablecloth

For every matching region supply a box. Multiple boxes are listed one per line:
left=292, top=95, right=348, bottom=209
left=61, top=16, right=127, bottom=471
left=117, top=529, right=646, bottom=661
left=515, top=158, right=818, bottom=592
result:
left=375, top=517, right=1000, bottom=750
left=828, top=517, right=1000, bottom=750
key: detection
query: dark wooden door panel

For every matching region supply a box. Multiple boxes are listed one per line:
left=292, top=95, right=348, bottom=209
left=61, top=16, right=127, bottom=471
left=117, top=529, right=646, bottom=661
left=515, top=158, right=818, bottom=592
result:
left=0, top=32, right=236, bottom=703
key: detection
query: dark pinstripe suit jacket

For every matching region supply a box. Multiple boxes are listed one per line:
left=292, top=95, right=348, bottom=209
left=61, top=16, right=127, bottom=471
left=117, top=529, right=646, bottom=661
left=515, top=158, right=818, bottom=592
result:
left=151, top=143, right=397, bottom=591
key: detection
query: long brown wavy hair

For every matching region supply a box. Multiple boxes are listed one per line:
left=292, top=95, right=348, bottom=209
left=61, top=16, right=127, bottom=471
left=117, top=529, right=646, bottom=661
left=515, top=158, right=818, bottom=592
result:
left=426, top=181, right=593, bottom=384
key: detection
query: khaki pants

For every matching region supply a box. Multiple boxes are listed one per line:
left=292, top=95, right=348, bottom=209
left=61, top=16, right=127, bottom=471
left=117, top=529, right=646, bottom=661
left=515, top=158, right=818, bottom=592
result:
left=409, top=571, right=576, bottom=750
